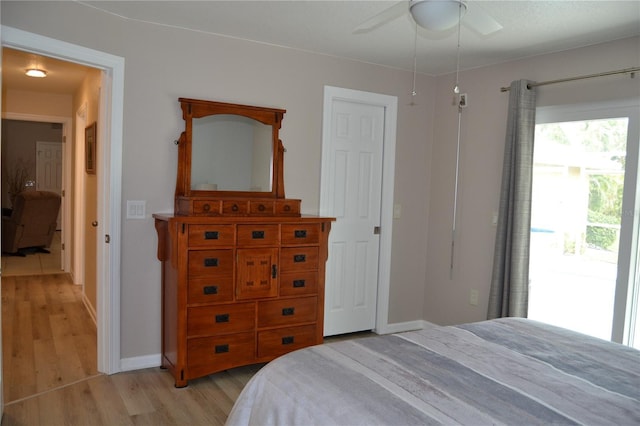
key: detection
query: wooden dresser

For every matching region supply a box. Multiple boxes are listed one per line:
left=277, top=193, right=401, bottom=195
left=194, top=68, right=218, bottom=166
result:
left=154, top=98, right=333, bottom=387
left=154, top=215, right=332, bottom=387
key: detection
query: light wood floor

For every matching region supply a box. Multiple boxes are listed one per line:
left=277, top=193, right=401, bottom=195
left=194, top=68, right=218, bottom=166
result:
left=1, top=272, right=262, bottom=425
left=2, top=273, right=97, bottom=403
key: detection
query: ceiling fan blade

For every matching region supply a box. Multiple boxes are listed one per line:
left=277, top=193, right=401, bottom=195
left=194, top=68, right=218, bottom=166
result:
left=463, top=4, right=502, bottom=35
left=353, top=1, right=408, bottom=34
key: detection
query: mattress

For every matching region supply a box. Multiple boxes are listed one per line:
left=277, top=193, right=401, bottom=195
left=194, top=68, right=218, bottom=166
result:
left=226, top=318, right=640, bottom=425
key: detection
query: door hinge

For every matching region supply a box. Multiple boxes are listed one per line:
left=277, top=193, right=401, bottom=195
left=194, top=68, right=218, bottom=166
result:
left=61, top=189, right=65, bottom=197
left=374, top=226, right=381, bottom=235
left=105, top=234, right=111, bottom=244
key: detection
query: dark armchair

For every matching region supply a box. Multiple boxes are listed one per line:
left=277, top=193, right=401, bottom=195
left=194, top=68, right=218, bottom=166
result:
left=2, top=191, right=61, bottom=255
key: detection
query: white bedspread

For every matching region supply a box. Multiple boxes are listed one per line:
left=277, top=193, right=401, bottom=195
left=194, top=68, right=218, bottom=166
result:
left=226, top=318, right=640, bottom=425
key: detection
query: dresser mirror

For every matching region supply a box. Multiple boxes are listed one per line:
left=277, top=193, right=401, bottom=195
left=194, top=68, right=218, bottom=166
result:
left=175, top=98, right=298, bottom=216
left=191, top=114, right=272, bottom=192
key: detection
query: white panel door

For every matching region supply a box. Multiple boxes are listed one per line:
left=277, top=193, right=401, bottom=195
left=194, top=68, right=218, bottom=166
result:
left=36, top=141, right=63, bottom=193
left=36, top=141, right=63, bottom=229
left=323, top=98, right=385, bottom=336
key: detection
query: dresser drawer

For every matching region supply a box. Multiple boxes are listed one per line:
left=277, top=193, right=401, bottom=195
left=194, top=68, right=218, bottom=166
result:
left=187, top=303, right=255, bottom=337
left=188, top=224, right=234, bottom=247
left=188, top=250, right=233, bottom=279
left=258, top=296, right=317, bottom=328
left=258, top=325, right=317, bottom=359
left=280, top=247, right=319, bottom=272
left=279, top=271, right=318, bottom=296
left=281, top=224, right=320, bottom=246
left=188, top=277, right=233, bottom=304
left=237, top=224, right=280, bottom=246
left=275, top=200, right=301, bottom=216
left=193, top=200, right=222, bottom=215
left=249, top=200, right=275, bottom=215
left=187, top=332, right=255, bottom=378
left=222, top=200, right=249, bottom=215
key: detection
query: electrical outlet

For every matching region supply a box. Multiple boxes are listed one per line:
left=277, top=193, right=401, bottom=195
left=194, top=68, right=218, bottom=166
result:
left=393, top=204, right=402, bottom=219
left=469, top=289, right=479, bottom=306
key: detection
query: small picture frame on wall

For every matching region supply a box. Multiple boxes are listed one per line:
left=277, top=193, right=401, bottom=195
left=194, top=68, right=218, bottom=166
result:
left=85, top=122, right=97, bottom=174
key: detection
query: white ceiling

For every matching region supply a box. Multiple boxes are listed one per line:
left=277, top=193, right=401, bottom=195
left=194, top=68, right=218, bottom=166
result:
left=3, top=1, right=639, bottom=94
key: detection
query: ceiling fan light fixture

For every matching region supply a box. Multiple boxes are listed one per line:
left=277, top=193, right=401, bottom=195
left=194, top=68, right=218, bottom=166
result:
left=25, top=68, right=47, bottom=78
left=409, top=0, right=467, bottom=31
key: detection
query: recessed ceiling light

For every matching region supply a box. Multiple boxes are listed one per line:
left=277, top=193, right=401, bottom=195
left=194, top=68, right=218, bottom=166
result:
left=25, top=68, right=47, bottom=78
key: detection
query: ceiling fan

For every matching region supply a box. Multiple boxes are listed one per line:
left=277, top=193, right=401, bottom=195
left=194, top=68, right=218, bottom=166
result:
left=354, top=0, right=502, bottom=35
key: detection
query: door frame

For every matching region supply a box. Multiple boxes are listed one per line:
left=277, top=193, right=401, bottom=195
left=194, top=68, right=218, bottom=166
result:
left=535, top=99, right=640, bottom=344
left=1, top=26, right=125, bottom=374
left=320, top=85, right=397, bottom=334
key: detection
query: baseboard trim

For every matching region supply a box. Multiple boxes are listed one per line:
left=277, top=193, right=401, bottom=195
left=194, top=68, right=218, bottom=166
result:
left=120, top=354, right=162, bottom=372
left=82, top=294, right=97, bottom=327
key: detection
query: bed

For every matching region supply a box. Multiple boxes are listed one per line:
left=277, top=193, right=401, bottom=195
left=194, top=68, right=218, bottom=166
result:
left=226, top=318, right=640, bottom=425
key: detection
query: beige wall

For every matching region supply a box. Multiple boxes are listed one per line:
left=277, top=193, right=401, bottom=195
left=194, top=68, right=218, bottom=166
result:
left=73, top=68, right=102, bottom=313
left=2, top=1, right=638, bottom=362
left=2, top=89, right=72, bottom=117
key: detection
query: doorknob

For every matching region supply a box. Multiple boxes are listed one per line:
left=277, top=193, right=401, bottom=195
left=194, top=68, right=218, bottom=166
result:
left=91, top=221, right=98, bottom=227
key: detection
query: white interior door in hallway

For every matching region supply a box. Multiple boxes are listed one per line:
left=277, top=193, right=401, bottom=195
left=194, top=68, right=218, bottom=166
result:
left=321, top=91, right=387, bottom=336
left=36, top=140, right=63, bottom=229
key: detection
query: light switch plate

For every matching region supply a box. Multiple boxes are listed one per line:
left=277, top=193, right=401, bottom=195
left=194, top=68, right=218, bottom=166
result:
left=127, top=200, right=146, bottom=219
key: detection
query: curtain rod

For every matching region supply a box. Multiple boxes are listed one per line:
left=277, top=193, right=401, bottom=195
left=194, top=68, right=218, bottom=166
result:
left=500, top=67, right=639, bottom=92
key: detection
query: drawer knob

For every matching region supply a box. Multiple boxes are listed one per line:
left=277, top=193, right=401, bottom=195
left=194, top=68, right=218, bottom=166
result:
left=293, top=279, right=306, bottom=288
left=203, top=285, right=218, bottom=295
left=202, top=203, right=211, bottom=212
left=204, top=258, right=219, bottom=267
left=231, top=204, right=239, bottom=212
left=284, top=205, right=291, bottom=212
left=282, top=307, right=295, bottom=316
left=215, top=313, right=229, bottom=323
left=282, top=336, right=294, bottom=345
left=293, top=254, right=306, bottom=263
left=215, top=344, right=229, bottom=354
left=294, top=230, right=307, bottom=238
left=204, top=231, right=219, bottom=240
left=252, top=230, right=265, bottom=239
left=258, top=204, right=266, bottom=212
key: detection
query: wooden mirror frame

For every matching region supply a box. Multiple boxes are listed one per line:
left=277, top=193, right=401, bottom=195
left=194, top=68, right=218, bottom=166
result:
left=175, top=98, right=287, bottom=200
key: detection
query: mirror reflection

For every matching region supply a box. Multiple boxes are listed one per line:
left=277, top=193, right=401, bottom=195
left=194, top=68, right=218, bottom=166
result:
left=191, top=114, right=273, bottom=192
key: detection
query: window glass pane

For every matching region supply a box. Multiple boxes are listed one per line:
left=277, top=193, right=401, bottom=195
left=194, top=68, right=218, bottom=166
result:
left=529, top=118, right=628, bottom=340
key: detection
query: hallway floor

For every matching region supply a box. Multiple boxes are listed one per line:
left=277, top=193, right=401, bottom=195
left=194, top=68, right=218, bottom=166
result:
left=1, top=231, right=63, bottom=276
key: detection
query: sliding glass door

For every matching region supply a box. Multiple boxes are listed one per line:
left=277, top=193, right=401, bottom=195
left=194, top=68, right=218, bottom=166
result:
left=528, top=100, right=640, bottom=347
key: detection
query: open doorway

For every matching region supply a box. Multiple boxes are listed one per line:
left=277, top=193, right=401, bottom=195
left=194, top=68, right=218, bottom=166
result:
left=1, top=48, right=100, bottom=403
left=2, top=26, right=125, bottom=379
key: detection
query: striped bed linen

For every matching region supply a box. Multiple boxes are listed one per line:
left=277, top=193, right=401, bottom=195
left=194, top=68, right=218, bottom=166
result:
left=225, top=318, right=640, bottom=426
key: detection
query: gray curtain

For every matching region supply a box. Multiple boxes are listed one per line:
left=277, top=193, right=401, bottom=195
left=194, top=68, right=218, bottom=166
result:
left=487, top=79, right=537, bottom=319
